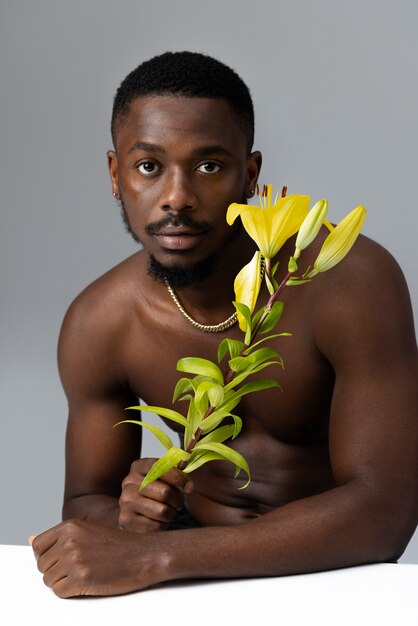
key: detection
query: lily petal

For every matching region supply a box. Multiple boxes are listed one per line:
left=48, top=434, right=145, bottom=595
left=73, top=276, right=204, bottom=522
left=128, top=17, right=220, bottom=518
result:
left=226, top=202, right=248, bottom=226
left=227, top=193, right=310, bottom=259
left=234, top=251, right=262, bottom=331
left=267, top=195, right=310, bottom=258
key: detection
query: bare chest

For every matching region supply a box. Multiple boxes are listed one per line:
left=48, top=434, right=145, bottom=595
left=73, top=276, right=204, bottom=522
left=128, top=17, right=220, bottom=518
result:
left=120, top=300, right=334, bottom=445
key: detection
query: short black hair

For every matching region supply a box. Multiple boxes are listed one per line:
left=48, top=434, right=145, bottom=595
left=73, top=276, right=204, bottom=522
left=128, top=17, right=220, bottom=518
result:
left=111, top=51, right=254, bottom=151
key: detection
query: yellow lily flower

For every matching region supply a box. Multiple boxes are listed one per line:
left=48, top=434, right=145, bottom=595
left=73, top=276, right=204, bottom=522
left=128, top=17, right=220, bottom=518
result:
left=227, top=185, right=310, bottom=259
left=294, top=199, right=328, bottom=260
left=306, top=205, right=366, bottom=277
left=234, top=251, right=262, bottom=331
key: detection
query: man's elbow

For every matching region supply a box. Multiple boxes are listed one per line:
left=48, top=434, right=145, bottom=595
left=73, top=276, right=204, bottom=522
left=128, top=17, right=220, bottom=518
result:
left=363, top=488, right=417, bottom=563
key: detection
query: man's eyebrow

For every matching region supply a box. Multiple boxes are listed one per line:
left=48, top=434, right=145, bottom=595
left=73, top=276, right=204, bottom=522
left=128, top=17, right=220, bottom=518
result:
left=127, top=142, right=234, bottom=158
left=191, top=145, right=233, bottom=158
left=128, top=141, right=165, bottom=154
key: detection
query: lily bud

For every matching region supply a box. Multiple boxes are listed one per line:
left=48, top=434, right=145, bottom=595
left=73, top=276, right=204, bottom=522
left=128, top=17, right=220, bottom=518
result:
left=307, top=205, right=366, bottom=277
left=294, top=199, right=328, bottom=259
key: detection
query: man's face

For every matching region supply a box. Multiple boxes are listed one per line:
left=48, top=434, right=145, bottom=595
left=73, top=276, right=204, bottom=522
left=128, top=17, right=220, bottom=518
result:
left=108, top=96, right=261, bottom=283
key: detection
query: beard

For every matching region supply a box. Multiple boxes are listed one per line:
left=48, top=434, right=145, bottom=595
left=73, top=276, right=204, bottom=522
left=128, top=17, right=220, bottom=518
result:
left=118, top=194, right=245, bottom=289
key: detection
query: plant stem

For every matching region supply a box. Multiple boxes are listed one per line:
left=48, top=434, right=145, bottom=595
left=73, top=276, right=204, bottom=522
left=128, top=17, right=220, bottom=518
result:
left=178, top=268, right=292, bottom=469
left=250, top=270, right=292, bottom=340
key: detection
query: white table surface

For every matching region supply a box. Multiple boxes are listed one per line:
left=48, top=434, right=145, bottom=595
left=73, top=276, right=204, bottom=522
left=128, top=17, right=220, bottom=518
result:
left=1, top=545, right=417, bottom=625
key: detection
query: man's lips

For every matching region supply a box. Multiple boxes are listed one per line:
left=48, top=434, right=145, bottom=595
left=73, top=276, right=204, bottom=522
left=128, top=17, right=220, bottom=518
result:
left=152, top=227, right=208, bottom=250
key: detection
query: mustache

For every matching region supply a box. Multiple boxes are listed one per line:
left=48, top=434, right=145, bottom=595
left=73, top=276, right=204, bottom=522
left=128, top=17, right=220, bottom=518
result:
left=145, top=214, right=214, bottom=236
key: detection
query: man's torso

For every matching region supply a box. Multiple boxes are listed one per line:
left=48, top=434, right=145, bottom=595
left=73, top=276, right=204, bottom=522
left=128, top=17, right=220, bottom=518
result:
left=101, top=248, right=338, bottom=525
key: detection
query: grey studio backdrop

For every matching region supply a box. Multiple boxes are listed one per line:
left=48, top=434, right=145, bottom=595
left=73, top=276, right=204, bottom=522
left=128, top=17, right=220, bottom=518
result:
left=1, top=0, right=417, bottom=563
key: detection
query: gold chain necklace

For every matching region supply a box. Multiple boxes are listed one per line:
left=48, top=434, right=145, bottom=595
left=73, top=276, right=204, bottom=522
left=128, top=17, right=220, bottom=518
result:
left=163, top=259, right=265, bottom=333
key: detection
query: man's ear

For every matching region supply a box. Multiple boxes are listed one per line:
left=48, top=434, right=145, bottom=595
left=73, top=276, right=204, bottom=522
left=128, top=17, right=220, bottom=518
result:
left=246, top=150, right=262, bottom=197
left=107, top=150, right=119, bottom=197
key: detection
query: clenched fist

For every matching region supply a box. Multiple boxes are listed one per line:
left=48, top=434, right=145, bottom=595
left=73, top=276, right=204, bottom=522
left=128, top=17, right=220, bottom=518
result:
left=32, top=518, right=168, bottom=597
left=118, top=457, right=194, bottom=532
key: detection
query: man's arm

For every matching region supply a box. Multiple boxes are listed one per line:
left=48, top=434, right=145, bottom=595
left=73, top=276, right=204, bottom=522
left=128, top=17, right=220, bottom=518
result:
left=59, top=285, right=193, bottom=531
left=33, top=240, right=418, bottom=596
left=58, top=291, right=141, bottom=527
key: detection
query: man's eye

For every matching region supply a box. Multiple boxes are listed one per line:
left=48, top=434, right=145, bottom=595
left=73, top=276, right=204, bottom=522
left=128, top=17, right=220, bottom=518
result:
left=197, top=162, right=222, bottom=174
left=137, top=162, right=159, bottom=175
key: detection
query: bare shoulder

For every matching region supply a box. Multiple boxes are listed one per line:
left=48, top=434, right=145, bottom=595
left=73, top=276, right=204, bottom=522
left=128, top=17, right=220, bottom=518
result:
left=58, top=251, right=148, bottom=396
left=316, top=232, right=410, bottom=292
left=311, top=233, right=417, bottom=365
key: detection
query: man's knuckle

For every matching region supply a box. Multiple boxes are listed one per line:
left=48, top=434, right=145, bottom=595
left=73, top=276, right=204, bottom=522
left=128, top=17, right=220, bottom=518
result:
left=118, top=511, right=133, bottom=528
left=121, top=476, right=131, bottom=489
left=61, top=518, right=83, bottom=536
left=77, top=565, right=92, bottom=583
left=159, top=483, right=172, bottom=500
left=69, top=547, right=83, bottom=564
left=171, top=470, right=185, bottom=486
left=157, top=502, right=176, bottom=522
left=119, top=490, right=132, bottom=506
left=37, top=557, right=46, bottom=574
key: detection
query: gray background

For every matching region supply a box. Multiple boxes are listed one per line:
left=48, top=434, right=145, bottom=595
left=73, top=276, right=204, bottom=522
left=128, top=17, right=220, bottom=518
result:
left=1, top=0, right=417, bottom=563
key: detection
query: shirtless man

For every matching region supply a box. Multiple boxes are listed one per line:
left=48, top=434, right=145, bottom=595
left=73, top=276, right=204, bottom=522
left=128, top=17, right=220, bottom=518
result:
left=32, top=51, right=418, bottom=597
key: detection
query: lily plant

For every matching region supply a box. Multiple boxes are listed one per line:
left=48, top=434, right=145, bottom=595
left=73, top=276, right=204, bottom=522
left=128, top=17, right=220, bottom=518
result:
left=115, top=184, right=366, bottom=489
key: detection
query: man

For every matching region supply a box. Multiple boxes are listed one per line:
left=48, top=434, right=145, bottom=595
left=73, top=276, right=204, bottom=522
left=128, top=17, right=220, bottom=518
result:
left=32, top=51, right=418, bottom=597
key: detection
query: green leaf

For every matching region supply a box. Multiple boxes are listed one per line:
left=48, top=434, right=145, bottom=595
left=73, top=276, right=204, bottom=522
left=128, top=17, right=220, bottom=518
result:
left=197, top=424, right=236, bottom=446
left=233, top=379, right=281, bottom=400
left=177, top=357, right=224, bottom=385
left=217, top=338, right=229, bottom=364
left=286, top=277, right=312, bottom=286
left=227, top=338, right=245, bottom=359
left=193, top=442, right=251, bottom=488
left=229, top=347, right=280, bottom=374
left=189, top=375, right=215, bottom=390
left=207, top=384, right=225, bottom=408
left=233, top=301, right=252, bottom=329
left=288, top=256, right=298, bottom=273
left=184, top=399, right=201, bottom=449
left=271, top=261, right=280, bottom=277
left=182, top=449, right=229, bottom=474
left=172, top=378, right=194, bottom=403
left=206, top=394, right=242, bottom=420
left=228, top=355, right=254, bottom=373
left=217, top=338, right=244, bottom=363
left=223, top=360, right=283, bottom=392
left=194, top=380, right=212, bottom=414
left=199, top=411, right=231, bottom=433
left=246, top=347, right=281, bottom=366
left=113, top=419, right=174, bottom=451
left=251, top=305, right=266, bottom=329
left=126, top=405, right=189, bottom=430
left=230, top=414, right=243, bottom=439
left=258, top=301, right=284, bottom=334
left=177, top=393, right=193, bottom=402
left=243, top=333, right=288, bottom=353
left=140, top=447, right=190, bottom=490
left=265, top=272, right=279, bottom=295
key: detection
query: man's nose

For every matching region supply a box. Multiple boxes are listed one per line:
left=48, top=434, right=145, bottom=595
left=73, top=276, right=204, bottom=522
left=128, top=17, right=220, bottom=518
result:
left=159, top=170, right=197, bottom=212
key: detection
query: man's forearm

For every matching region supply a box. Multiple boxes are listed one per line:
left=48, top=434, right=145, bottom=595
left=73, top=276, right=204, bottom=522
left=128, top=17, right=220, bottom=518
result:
left=152, top=484, right=408, bottom=584
left=35, top=482, right=414, bottom=597
left=63, top=494, right=120, bottom=528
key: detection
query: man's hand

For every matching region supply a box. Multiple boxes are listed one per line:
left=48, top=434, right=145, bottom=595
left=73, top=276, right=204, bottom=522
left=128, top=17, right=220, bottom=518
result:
left=32, top=519, right=165, bottom=597
left=118, top=458, right=194, bottom=533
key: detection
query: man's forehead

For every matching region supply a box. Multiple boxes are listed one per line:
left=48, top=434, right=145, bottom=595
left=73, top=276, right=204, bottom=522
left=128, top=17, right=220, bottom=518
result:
left=116, top=95, right=246, bottom=151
